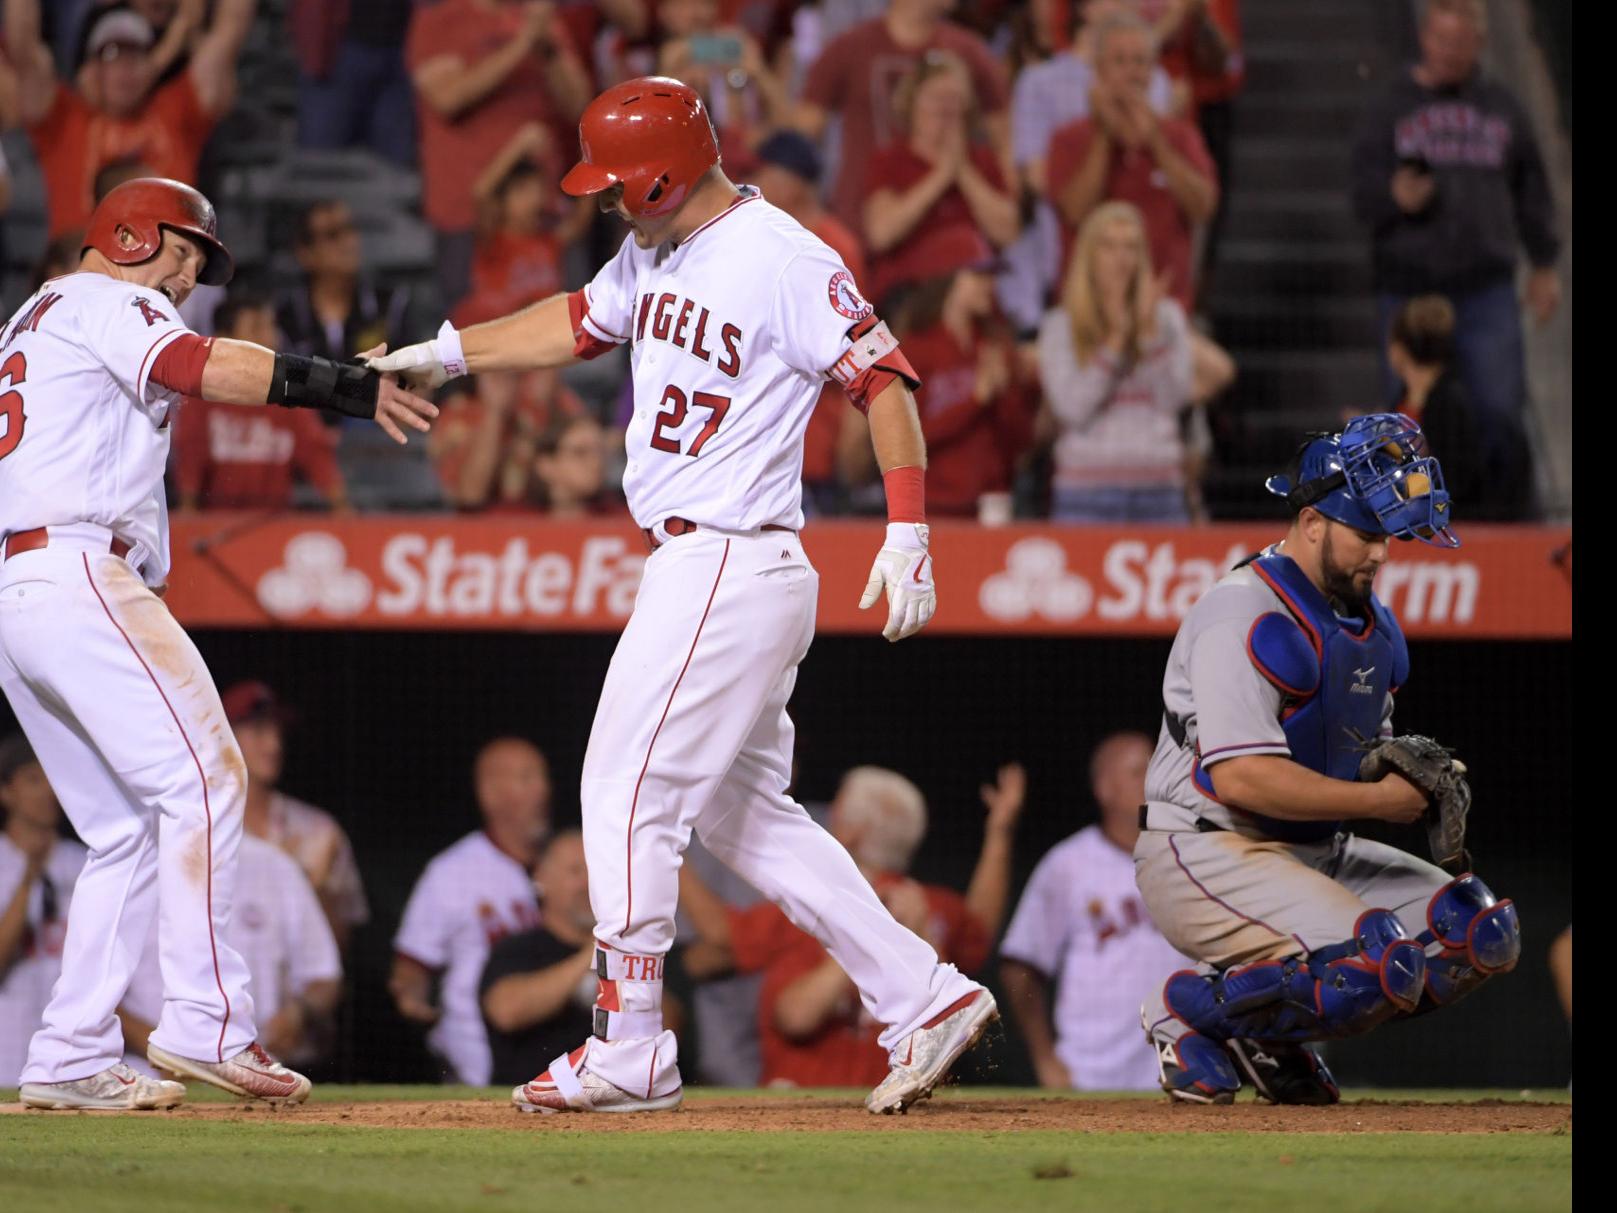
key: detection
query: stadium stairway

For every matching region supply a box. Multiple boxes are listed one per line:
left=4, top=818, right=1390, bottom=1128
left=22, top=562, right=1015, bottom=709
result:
left=1200, top=0, right=1416, bottom=518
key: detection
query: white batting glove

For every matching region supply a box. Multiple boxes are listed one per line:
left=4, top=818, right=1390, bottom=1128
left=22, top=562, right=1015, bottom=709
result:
left=365, top=320, right=466, bottom=390
left=859, top=523, right=935, bottom=643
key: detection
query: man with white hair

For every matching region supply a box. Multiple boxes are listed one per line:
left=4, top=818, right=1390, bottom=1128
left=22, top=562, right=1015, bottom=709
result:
left=680, top=763, right=1025, bottom=1087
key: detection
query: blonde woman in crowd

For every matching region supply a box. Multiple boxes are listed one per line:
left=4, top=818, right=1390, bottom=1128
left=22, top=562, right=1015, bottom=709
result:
left=1037, top=200, right=1232, bottom=522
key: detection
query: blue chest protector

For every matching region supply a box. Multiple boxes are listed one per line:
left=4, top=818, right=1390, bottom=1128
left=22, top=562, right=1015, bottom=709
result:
left=1196, top=554, right=1409, bottom=841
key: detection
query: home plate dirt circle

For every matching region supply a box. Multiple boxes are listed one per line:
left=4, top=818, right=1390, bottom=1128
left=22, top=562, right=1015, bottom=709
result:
left=116, top=1096, right=1570, bottom=1134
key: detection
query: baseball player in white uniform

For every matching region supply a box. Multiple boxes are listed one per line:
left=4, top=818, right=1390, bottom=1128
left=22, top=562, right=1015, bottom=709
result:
left=374, top=77, right=996, bottom=1115
left=999, top=732, right=1193, bottom=1091
left=120, top=834, right=343, bottom=1076
left=0, top=177, right=435, bottom=1110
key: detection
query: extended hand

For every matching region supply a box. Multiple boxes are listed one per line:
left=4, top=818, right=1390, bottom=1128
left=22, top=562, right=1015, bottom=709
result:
left=357, top=344, right=439, bottom=444
left=980, top=762, right=1028, bottom=834
left=366, top=320, right=467, bottom=392
left=859, top=522, right=935, bottom=642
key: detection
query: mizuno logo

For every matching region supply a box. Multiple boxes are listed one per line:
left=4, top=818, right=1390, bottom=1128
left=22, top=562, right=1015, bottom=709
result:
left=1349, top=666, right=1376, bottom=695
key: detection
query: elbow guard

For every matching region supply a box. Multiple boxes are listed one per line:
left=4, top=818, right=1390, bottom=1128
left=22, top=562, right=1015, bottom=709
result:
left=268, top=352, right=379, bottom=419
left=829, top=316, right=921, bottom=413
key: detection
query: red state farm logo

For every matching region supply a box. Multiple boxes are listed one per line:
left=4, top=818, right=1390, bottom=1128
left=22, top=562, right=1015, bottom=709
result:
left=256, top=533, right=373, bottom=617
left=827, top=270, right=872, bottom=320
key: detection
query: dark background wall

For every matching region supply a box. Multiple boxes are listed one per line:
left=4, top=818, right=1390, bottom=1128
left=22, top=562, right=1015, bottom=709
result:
left=2, top=630, right=1572, bottom=1089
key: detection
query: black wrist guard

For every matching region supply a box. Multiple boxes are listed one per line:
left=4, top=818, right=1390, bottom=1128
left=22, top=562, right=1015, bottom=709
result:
left=268, top=352, right=379, bottom=419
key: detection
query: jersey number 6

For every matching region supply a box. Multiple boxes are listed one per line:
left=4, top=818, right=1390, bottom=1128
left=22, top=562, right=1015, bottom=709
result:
left=649, top=384, right=730, bottom=458
left=0, top=351, right=27, bottom=461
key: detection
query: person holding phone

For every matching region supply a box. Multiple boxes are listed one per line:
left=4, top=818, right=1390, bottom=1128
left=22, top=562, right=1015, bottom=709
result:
left=657, top=0, right=789, bottom=172
left=1350, top=0, right=1560, bottom=519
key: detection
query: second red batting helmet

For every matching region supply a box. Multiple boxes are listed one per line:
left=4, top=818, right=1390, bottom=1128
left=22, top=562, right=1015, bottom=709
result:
left=561, top=77, right=721, bottom=219
left=83, top=177, right=234, bottom=286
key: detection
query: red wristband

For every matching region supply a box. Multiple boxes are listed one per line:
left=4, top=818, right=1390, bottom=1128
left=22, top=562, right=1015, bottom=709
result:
left=883, top=465, right=926, bottom=524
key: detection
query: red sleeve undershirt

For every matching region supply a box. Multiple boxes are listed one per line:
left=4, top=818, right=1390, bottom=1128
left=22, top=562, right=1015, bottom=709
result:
left=148, top=333, right=214, bottom=397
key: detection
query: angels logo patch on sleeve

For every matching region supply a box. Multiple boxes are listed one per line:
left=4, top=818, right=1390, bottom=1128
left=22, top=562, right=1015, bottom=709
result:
left=828, top=270, right=873, bottom=321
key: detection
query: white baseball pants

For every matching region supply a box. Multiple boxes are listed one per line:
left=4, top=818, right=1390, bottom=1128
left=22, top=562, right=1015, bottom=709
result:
left=579, top=526, right=974, bottom=1087
left=0, top=526, right=256, bottom=1083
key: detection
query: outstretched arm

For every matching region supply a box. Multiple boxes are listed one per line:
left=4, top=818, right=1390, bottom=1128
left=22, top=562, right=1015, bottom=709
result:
left=153, top=335, right=437, bottom=444
left=189, top=0, right=256, bottom=116
left=3, top=0, right=59, bottom=127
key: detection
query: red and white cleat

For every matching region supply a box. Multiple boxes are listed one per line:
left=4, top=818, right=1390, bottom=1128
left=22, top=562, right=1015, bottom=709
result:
left=146, top=1042, right=311, bottom=1104
left=20, top=1063, right=186, bottom=1110
left=865, top=987, right=999, bottom=1114
left=512, top=1042, right=683, bottom=1114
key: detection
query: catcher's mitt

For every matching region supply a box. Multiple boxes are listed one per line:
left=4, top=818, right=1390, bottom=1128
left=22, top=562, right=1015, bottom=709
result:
left=1357, top=734, right=1472, bottom=873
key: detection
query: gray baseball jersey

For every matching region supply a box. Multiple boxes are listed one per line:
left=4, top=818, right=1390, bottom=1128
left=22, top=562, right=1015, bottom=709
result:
left=1142, top=543, right=1394, bottom=838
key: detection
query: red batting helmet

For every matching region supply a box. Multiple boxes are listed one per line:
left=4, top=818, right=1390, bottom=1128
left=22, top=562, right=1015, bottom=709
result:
left=83, top=177, right=234, bottom=286
left=561, top=77, right=721, bottom=219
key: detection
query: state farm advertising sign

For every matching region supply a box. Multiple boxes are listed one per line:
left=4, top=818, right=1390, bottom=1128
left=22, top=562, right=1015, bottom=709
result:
left=164, top=515, right=1572, bottom=639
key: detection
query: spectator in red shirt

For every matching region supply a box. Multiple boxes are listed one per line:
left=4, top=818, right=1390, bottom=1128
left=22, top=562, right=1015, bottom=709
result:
left=749, top=130, right=868, bottom=515
left=455, top=123, right=593, bottom=333
left=681, top=763, right=1026, bottom=1089
left=406, top=0, right=592, bottom=308
left=430, top=371, right=589, bottom=512
left=1046, top=13, right=1217, bottom=308
left=5, top=0, right=252, bottom=241
left=175, top=293, right=347, bottom=512
left=795, top=0, right=1012, bottom=232
left=861, top=50, right=1019, bottom=311
left=889, top=263, right=1037, bottom=518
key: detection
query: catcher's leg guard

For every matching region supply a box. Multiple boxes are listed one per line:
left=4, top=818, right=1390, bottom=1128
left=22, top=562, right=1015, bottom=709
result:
left=1166, top=910, right=1426, bottom=1044
left=1415, top=874, right=1520, bottom=1006
left=1143, top=1002, right=1241, bottom=1104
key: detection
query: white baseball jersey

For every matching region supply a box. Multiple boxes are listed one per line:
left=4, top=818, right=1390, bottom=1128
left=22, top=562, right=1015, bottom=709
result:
left=577, top=188, right=876, bottom=532
left=0, top=835, right=87, bottom=1085
left=0, top=273, right=196, bottom=584
left=393, top=830, right=540, bottom=1085
left=1000, top=825, right=1193, bottom=1090
left=120, top=834, right=340, bottom=1075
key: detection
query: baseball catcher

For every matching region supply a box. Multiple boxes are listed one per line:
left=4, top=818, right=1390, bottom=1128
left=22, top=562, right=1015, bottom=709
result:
left=1134, top=413, right=1519, bottom=1104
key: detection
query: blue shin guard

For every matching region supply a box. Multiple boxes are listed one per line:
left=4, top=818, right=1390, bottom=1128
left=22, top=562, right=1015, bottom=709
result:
left=1166, top=910, right=1426, bottom=1044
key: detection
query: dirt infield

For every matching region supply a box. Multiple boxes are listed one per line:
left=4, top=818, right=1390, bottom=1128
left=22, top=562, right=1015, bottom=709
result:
left=99, top=1095, right=1568, bottom=1135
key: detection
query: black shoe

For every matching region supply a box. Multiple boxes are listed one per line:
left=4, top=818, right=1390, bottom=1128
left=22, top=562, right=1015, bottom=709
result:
left=1225, top=1039, right=1340, bottom=1105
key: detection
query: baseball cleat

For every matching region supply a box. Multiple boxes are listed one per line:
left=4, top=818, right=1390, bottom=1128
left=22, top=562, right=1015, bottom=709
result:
left=513, top=1043, right=684, bottom=1114
left=1225, top=1039, right=1340, bottom=1105
left=1143, top=1006, right=1240, bottom=1104
left=19, top=1063, right=186, bottom=1111
left=865, top=987, right=998, bottom=1115
left=147, top=1042, right=311, bottom=1103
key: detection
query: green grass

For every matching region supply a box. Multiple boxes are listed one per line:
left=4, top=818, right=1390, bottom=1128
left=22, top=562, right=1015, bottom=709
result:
left=0, top=1088, right=1571, bottom=1213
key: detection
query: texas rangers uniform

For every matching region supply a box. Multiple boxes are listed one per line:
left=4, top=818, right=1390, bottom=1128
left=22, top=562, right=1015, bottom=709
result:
left=566, top=190, right=977, bottom=1096
left=0, top=273, right=261, bottom=1083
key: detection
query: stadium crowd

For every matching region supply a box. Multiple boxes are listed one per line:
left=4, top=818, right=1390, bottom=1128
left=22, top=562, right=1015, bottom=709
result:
left=0, top=0, right=1561, bottom=523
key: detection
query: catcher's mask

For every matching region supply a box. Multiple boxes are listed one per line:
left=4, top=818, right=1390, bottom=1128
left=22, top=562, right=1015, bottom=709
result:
left=1267, top=413, right=1459, bottom=549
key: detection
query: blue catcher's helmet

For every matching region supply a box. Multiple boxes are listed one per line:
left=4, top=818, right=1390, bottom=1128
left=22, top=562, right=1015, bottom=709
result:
left=1265, top=413, right=1459, bottom=548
